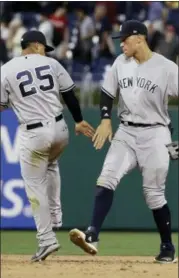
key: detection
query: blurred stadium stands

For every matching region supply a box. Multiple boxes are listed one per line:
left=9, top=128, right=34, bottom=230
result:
left=1, top=1, right=179, bottom=106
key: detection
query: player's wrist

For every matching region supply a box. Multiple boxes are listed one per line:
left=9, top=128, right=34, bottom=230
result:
left=101, top=119, right=111, bottom=125
left=100, top=90, right=113, bottom=120
left=75, top=118, right=83, bottom=124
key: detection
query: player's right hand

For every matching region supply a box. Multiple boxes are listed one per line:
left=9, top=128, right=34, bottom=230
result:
left=75, top=120, right=95, bottom=138
left=92, top=119, right=113, bottom=150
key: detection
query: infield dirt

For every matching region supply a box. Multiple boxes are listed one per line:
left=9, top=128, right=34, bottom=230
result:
left=1, top=255, right=178, bottom=278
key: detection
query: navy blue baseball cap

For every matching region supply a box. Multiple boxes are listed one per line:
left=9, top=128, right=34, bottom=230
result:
left=112, top=20, right=148, bottom=40
left=21, top=30, right=54, bottom=52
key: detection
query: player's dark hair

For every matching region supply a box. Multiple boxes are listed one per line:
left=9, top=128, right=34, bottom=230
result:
left=21, top=41, right=31, bottom=50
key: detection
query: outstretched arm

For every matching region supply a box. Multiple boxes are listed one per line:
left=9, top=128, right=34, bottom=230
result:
left=92, top=59, right=118, bottom=150
left=62, top=89, right=95, bottom=138
left=92, top=90, right=113, bottom=150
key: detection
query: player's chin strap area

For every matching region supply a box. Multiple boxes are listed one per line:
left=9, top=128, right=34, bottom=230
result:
left=166, top=141, right=179, bottom=160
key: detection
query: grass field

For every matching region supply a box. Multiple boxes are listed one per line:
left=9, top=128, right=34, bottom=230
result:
left=1, top=231, right=178, bottom=256
left=2, top=231, right=178, bottom=278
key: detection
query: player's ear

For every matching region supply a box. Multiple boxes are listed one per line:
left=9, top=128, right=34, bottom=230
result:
left=36, top=43, right=41, bottom=52
left=136, top=35, right=142, bottom=45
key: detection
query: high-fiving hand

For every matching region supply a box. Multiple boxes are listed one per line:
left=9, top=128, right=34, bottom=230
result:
left=75, top=120, right=95, bottom=138
left=92, top=119, right=113, bottom=150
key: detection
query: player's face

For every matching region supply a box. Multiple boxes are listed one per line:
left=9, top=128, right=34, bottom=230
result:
left=120, top=35, right=140, bottom=57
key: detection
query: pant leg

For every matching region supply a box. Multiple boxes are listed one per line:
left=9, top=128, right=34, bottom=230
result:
left=97, top=127, right=137, bottom=190
left=47, top=118, right=69, bottom=227
left=19, top=126, right=57, bottom=247
left=138, top=126, right=171, bottom=210
left=47, top=160, right=62, bottom=228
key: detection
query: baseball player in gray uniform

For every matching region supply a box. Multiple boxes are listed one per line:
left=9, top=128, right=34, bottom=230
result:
left=1, top=30, right=94, bottom=262
left=69, top=20, right=178, bottom=263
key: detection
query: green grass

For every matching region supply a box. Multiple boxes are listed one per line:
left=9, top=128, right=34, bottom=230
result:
left=1, top=231, right=178, bottom=256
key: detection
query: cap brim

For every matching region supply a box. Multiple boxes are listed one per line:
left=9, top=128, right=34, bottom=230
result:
left=112, top=32, right=129, bottom=40
left=45, top=45, right=54, bottom=52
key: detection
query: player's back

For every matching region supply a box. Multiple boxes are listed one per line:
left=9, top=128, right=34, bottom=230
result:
left=2, top=54, right=64, bottom=124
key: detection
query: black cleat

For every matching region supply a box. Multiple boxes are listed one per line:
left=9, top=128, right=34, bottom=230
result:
left=31, top=243, right=60, bottom=262
left=85, top=226, right=98, bottom=244
left=154, top=243, right=177, bottom=264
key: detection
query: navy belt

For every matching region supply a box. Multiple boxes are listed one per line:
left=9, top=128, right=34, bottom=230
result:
left=26, top=114, right=63, bottom=130
left=121, top=120, right=160, bottom=128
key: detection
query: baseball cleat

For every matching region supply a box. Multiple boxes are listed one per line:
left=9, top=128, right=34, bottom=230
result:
left=31, top=243, right=60, bottom=262
left=69, top=228, right=98, bottom=255
left=154, top=243, right=178, bottom=264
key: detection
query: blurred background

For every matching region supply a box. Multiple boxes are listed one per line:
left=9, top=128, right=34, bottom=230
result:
left=1, top=1, right=179, bottom=106
left=0, top=2, right=178, bottom=232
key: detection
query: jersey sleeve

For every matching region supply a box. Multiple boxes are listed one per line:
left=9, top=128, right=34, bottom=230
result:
left=55, top=61, right=75, bottom=93
left=167, top=62, right=178, bottom=97
left=101, top=60, right=118, bottom=99
left=0, top=67, right=10, bottom=108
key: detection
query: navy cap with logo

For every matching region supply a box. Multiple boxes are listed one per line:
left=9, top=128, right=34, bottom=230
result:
left=112, top=20, right=148, bottom=40
left=20, top=30, right=54, bottom=52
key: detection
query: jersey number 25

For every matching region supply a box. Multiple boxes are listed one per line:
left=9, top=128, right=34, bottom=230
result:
left=16, top=65, right=54, bottom=97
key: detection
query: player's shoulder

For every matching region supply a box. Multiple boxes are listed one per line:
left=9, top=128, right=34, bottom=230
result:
left=1, top=57, right=17, bottom=69
left=153, top=53, right=177, bottom=68
left=113, top=54, right=133, bottom=66
left=46, top=56, right=59, bottom=65
left=46, top=56, right=63, bottom=69
left=1, top=57, right=20, bottom=75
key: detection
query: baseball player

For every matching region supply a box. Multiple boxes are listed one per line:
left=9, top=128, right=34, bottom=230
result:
left=0, top=30, right=95, bottom=262
left=69, top=20, right=178, bottom=263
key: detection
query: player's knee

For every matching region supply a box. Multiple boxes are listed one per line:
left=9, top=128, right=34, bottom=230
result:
left=143, top=165, right=168, bottom=186
left=143, top=186, right=166, bottom=210
left=95, top=186, right=114, bottom=198
left=97, top=174, right=118, bottom=191
left=142, top=165, right=168, bottom=209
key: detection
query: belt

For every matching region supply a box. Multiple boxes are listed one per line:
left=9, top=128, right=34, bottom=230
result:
left=26, top=114, right=63, bottom=130
left=121, top=120, right=160, bottom=128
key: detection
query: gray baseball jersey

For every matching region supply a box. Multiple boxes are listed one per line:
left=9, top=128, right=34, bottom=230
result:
left=1, top=54, right=75, bottom=124
left=101, top=53, right=178, bottom=125
left=96, top=53, right=178, bottom=212
left=1, top=54, right=72, bottom=248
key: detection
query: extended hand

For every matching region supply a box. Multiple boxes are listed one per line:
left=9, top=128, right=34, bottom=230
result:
left=75, top=120, right=95, bottom=138
left=92, top=119, right=112, bottom=150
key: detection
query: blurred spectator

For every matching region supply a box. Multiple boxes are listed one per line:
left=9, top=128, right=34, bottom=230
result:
left=0, top=1, right=13, bottom=23
left=1, top=20, right=10, bottom=41
left=0, top=38, right=9, bottom=65
left=144, top=20, right=164, bottom=51
left=1, top=1, right=178, bottom=71
left=6, top=17, right=26, bottom=57
left=98, top=2, right=117, bottom=24
left=93, top=4, right=115, bottom=59
left=49, top=6, right=69, bottom=60
left=73, top=6, right=95, bottom=64
left=21, top=12, right=38, bottom=29
left=112, top=20, right=122, bottom=56
left=38, top=12, right=54, bottom=48
left=121, top=2, right=148, bottom=21
left=147, top=2, right=164, bottom=22
left=165, top=2, right=179, bottom=35
left=155, top=25, right=179, bottom=63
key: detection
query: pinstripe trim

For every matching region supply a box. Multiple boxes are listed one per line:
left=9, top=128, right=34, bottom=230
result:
left=60, top=84, right=75, bottom=93
left=101, top=87, right=115, bottom=99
